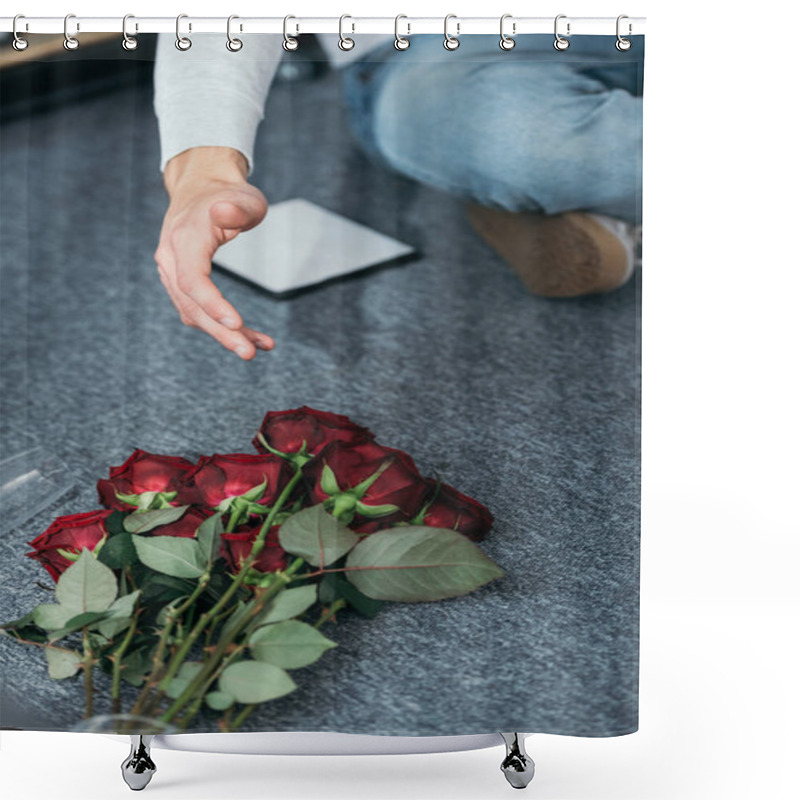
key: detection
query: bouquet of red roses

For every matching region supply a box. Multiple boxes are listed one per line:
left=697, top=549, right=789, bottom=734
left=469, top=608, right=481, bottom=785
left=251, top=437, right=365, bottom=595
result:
left=1, top=407, right=502, bottom=732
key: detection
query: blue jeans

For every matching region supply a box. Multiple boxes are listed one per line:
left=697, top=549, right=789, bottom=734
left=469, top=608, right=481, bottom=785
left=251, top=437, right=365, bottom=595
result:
left=342, top=35, right=643, bottom=224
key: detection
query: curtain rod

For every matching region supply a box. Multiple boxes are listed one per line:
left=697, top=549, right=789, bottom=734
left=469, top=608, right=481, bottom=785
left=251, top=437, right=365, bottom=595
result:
left=1, top=16, right=646, bottom=37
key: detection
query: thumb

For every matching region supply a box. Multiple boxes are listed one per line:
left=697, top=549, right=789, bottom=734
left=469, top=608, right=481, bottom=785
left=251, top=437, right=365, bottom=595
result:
left=209, top=193, right=267, bottom=233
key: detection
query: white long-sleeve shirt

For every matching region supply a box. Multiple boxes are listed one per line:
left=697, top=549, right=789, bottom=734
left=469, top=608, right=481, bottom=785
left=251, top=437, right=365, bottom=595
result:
left=153, top=33, right=390, bottom=174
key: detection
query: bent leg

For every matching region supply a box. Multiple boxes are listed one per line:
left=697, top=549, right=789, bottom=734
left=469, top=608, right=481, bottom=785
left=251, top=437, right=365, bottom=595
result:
left=343, top=38, right=642, bottom=224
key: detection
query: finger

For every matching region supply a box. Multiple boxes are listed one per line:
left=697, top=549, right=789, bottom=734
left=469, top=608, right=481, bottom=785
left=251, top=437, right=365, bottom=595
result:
left=242, top=326, right=275, bottom=351
left=170, top=227, right=243, bottom=329
left=209, top=192, right=267, bottom=236
left=158, top=251, right=273, bottom=356
left=186, top=304, right=258, bottom=359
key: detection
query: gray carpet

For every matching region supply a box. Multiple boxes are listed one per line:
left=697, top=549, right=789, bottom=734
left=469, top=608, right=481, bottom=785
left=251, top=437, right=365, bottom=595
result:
left=0, top=51, right=640, bottom=737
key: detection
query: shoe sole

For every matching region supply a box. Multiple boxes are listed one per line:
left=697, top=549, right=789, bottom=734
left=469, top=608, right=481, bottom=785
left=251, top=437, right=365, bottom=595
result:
left=466, top=205, right=632, bottom=298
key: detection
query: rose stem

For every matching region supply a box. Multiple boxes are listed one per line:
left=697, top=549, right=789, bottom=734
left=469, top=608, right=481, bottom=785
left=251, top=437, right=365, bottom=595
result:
left=129, top=576, right=210, bottom=717
left=314, top=598, right=347, bottom=629
left=188, top=595, right=343, bottom=728
left=155, top=468, right=304, bottom=700
left=5, top=635, right=80, bottom=656
left=229, top=703, right=256, bottom=731
left=82, top=627, right=95, bottom=719
left=157, top=571, right=297, bottom=725
left=110, top=612, right=140, bottom=715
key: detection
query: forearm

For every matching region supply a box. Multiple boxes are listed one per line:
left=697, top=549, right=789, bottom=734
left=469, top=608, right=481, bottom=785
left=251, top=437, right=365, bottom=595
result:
left=154, top=33, right=284, bottom=175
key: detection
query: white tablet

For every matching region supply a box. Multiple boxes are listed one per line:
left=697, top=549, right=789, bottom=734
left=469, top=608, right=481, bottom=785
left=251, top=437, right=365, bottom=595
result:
left=213, top=198, right=417, bottom=295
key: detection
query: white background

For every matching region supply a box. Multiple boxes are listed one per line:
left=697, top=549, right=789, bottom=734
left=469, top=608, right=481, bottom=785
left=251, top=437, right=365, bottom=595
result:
left=2, top=1, right=798, bottom=798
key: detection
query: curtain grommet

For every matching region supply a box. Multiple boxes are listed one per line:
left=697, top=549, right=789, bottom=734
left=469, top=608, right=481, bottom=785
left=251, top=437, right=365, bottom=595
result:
left=283, top=15, right=299, bottom=51
left=615, top=15, right=632, bottom=51
left=12, top=15, right=29, bottom=51
left=226, top=15, right=243, bottom=52
left=338, top=14, right=355, bottom=51
left=554, top=14, right=570, bottom=51
left=175, top=14, right=192, bottom=51
left=499, top=14, right=516, bottom=50
left=63, top=13, right=80, bottom=51
left=443, top=14, right=460, bottom=50
left=394, top=15, right=411, bottom=51
left=122, top=14, right=138, bottom=51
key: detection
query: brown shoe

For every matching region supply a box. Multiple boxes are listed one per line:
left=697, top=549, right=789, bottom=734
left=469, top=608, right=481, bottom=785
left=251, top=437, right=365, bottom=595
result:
left=466, top=205, right=635, bottom=298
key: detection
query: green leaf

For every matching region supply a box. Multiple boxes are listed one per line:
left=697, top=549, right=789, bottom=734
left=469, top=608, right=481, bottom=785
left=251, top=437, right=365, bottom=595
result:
left=32, top=603, right=73, bottom=631
left=47, top=610, right=110, bottom=642
left=138, top=572, right=196, bottom=605
left=105, top=510, right=129, bottom=535
left=257, top=585, right=318, bottom=626
left=163, top=662, right=204, bottom=700
left=196, top=512, right=223, bottom=565
left=133, top=535, right=205, bottom=579
left=205, top=690, right=235, bottom=711
left=320, top=573, right=384, bottom=619
left=278, top=505, right=359, bottom=568
left=0, top=610, right=50, bottom=643
left=96, top=590, right=140, bottom=639
left=55, top=551, right=119, bottom=615
left=219, top=661, right=297, bottom=704
left=120, top=645, right=155, bottom=687
left=219, top=600, right=251, bottom=642
left=249, top=620, right=337, bottom=669
left=123, top=505, right=189, bottom=534
left=97, top=531, right=139, bottom=570
left=45, top=648, right=82, bottom=679
left=343, top=526, right=504, bottom=602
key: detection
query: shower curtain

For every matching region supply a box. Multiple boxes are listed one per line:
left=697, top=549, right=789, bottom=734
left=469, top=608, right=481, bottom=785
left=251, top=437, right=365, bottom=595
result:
left=0, top=28, right=643, bottom=739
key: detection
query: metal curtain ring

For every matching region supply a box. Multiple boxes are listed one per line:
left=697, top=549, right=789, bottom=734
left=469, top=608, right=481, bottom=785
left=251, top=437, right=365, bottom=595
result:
left=616, top=14, right=632, bottom=51
left=226, top=15, right=243, bottom=51
left=553, top=14, right=570, bottom=51
left=283, top=15, right=299, bottom=51
left=12, top=15, right=29, bottom=51
left=122, top=14, right=138, bottom=51
left=499, top=14, right=516, bottom=50
left=443, top=14, right=460, bottom=50
left=394, top=14, right=410, bottom=50
left=175, top=14, right=192, bottom=51
left=63, top=13, right=79, bottom=51
left=339, top=14, right=355, bottom=51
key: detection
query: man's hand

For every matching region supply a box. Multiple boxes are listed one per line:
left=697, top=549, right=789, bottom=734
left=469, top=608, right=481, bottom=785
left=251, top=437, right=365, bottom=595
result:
left=155, top=146, right=273, bottom=359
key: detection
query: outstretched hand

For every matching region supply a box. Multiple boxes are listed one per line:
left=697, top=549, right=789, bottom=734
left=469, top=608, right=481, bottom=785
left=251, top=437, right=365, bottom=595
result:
left=155, top=147, right=273, bottom=359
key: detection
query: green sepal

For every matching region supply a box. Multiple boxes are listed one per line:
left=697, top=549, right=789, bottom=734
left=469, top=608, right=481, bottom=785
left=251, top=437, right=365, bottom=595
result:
left=354, top=501, right=400, bottom=519
left=115, top=490, right=178, bottom=511
left=351, top=460, right=392, bottom=499
left=320, top=464, right=341, bottom=496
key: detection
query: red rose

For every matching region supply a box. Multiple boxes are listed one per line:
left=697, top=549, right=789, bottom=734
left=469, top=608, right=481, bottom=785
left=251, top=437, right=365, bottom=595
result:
left=26, top=510, right=112, bottom=582
left=181, top=454, right=292, bottom=509
left=220, top=525, right=288, bottom=575
left=253, top=406, right=374, bottom=457
left=418, top=480, right=494, bottom=542
left=97, top=449, right=195, bottom=510
left=146, top=507, right=211, bottom=538
left=304, top=440, right=427, bottom=526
